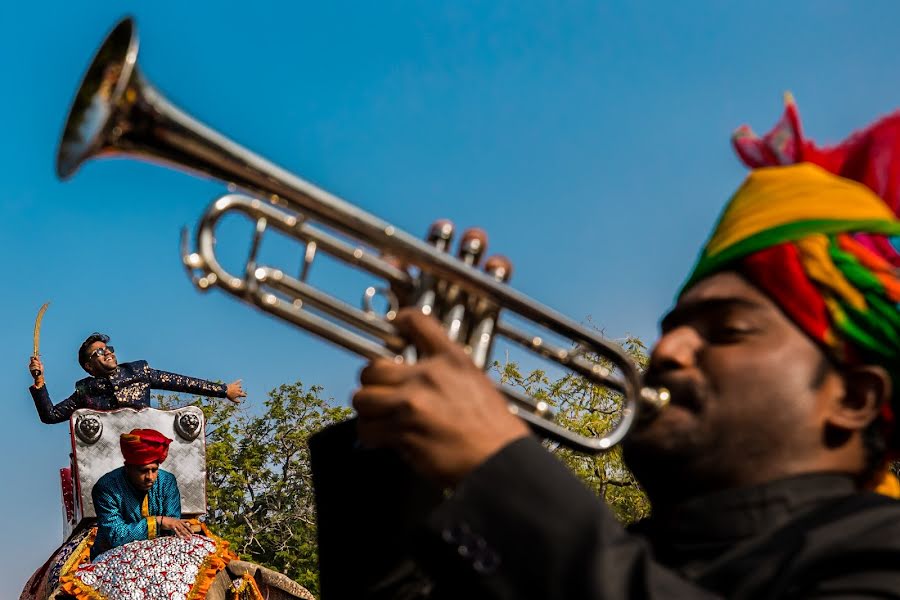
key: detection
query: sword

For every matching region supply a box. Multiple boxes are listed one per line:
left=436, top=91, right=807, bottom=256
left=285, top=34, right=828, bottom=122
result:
left=31, top=302, right=50, bottom=378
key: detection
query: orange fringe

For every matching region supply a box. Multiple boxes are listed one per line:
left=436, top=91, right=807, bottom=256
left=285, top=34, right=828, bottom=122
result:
left=872, top=469, right=900, bottom=499
left=231, top=572, right=266, bottom=600
left=187, top=522, right=237, bottom=600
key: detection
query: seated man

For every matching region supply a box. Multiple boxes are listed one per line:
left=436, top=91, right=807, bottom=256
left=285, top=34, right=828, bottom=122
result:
left=28, top=332, right=246, bottom=424
left=59, top=429, right=270, bottom=599
left=91, top=428, right=193, bottom=559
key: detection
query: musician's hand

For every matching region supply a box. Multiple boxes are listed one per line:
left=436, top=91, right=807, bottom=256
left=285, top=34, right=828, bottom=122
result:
left=225, top=380, right=246, bottom=403
left=29, top=356, right=45, bottom=388
left=382, top=254, right=415, bottom=308
left=160, top=516, right=193, bottom=540
left=353, top=308, right=530, bottom=487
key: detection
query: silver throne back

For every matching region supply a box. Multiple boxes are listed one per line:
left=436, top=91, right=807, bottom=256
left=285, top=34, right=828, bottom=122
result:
left=67, top=407, right=208, bottom=531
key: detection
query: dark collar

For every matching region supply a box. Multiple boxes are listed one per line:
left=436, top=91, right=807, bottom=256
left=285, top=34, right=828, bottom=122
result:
left=634, top=473, right=858, bottom=563
left=94, top=365, right=122, bottom=381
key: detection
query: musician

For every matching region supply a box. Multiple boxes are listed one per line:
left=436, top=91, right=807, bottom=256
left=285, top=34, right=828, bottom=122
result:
left=28, top=332, right=246, bottom=424
left=91, top=429, right=192, bottom=559
left=312, top=99, right=900, bottom=598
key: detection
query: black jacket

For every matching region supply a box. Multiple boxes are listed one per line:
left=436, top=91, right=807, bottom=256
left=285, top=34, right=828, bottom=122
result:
left=30, top=360, right=227, bottom=424
left=310, top=420, right=900, bottom=599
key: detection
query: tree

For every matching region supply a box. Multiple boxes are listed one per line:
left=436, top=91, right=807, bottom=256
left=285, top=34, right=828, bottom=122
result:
left=157, top=381, right=352, bottom=598
left=494, top=335, right=652, bottom=524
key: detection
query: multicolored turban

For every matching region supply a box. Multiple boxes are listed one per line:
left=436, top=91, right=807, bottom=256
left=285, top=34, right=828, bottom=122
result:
left=120, top=428, right=172, bottom=465
left=682, top=94, right=900, bottom=450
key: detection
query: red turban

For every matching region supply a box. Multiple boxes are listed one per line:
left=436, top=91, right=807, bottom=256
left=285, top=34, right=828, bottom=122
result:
left=119, top=429, right=172, bottom=465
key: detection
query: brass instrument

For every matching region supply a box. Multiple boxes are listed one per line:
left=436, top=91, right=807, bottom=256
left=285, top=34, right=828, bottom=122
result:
left=57, top=17, right=669, bottom=454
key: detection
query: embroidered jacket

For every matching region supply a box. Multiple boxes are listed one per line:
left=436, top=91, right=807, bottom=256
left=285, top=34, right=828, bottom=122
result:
left=91, top=466, right=181, bottom=559
left=29, top=360, right=227, bottom=424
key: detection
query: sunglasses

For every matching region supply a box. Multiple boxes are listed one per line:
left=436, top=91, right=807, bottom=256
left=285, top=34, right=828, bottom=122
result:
left=89, top=346, right=115, bottom=359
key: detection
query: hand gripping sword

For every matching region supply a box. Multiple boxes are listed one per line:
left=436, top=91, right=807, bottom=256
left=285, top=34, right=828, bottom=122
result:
left=31, top=302, right=50, bottom=378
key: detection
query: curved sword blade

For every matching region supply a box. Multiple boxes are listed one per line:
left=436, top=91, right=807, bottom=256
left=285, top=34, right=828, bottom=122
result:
left=33, top=302, right=50, bottom=357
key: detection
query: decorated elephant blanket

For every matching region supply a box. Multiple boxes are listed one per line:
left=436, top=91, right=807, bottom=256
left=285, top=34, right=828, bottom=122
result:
left=22, top=524, right=265, bottom=600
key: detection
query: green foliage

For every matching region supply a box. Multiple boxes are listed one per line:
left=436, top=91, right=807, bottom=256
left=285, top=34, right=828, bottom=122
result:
left=157, top=381, right=352, bottom=598
left=495, top=335, right=652, bottom=524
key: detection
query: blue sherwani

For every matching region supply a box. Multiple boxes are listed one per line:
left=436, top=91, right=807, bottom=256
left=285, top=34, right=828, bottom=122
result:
left=91, top=466, right=182, bottom=559
left=30, top=360, right=227, bottom=424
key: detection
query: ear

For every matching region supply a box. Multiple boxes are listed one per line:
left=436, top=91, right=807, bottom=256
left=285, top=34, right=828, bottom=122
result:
left=828, top=365, right=892, bottom=431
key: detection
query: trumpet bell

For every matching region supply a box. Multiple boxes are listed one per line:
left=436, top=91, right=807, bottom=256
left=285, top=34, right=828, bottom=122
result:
left=57, top=17, right=138, bottom=180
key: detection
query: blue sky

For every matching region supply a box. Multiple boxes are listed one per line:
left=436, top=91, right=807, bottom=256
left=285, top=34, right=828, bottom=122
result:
left=3, top=1, right=900, bottom=593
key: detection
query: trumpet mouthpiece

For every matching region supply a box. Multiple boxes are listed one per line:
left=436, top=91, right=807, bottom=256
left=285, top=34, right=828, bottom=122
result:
left=641, top=387, right=671, bottom=411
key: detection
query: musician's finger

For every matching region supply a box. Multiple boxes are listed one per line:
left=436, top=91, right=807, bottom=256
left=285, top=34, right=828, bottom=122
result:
left=359, top=358, right=414, bottom=386
left=356, top=410, right=415, bottom=450
left=393, top=308, right=458, bottom=359
left=352, top=385, right=411, bottom=418
left=382, top=253, right=410, bottom=273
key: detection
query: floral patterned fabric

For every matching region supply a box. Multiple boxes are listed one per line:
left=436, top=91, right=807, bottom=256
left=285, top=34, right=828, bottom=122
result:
left=60, top=530, right=241, bottom=600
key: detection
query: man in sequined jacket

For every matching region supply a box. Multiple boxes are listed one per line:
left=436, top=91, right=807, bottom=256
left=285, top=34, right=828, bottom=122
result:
left=28, top=332, right=246, bottom=424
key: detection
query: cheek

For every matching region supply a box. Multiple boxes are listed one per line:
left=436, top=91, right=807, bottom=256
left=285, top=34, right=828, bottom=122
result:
left=702, top=343, right=821, bottom=427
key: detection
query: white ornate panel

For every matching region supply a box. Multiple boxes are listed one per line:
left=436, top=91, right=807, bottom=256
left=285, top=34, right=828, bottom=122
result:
left=69, top=407, right=207, bottom=524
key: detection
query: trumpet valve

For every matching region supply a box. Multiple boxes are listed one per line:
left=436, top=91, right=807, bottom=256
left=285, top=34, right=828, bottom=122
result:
left=483, top=255, right=513, bottom=283
left=426, top=219, right=455, bottom=252
left=458, top=227, right=488, bottom=265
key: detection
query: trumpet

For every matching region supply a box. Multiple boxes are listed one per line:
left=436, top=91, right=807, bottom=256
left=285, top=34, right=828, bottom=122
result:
left=57, top=17, right=669, bottom=454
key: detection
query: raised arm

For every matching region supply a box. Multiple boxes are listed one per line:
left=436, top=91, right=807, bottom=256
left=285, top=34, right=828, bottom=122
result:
left=347, top=311, right=712, bottom=598
left=28, top=357, right=83, bottom=424
left=147, top=367, right=229, bottom=399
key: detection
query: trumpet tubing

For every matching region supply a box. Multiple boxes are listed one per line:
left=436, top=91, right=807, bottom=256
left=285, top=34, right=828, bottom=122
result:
left=58, top=17, right=669, bottom=454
